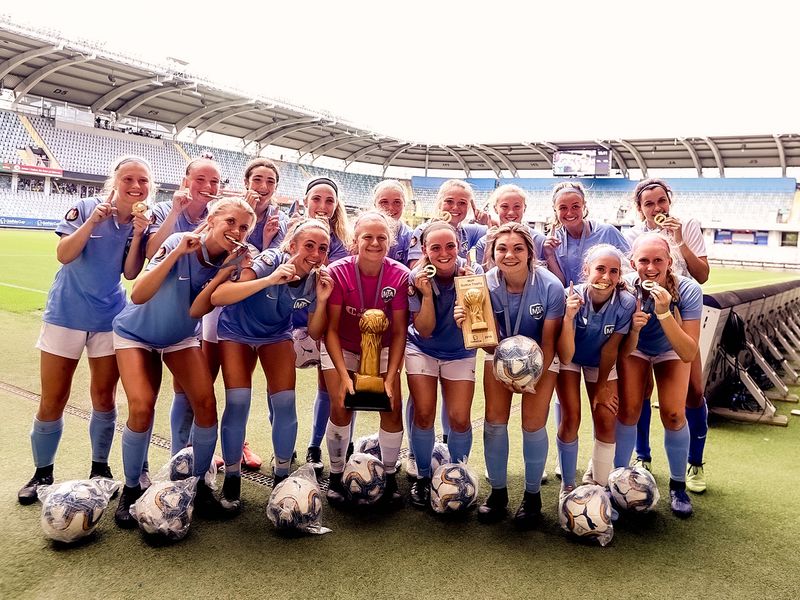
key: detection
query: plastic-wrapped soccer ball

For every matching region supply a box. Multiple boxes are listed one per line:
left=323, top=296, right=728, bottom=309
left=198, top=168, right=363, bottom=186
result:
left=342, top=453, right=386, bottom=505
left=559, top=484, right=614, bottom=546
left=430, top=463, right=478, bottom=513
left=493, top=335, right=544, bottom=391
left=168, top=447, right=194, bottom=481
left=608, top=467, right=660, bottom=513
left=354, top=433, right=381, bottom=460
left=430, top=442, right=451, bottom=474
left=40, top=479, right=118, bottom=543
left=292, top=327, right=320, bottom=369
left=130, top=479, right=195, bottom=541
left=267, top=477, right=324, bottom=531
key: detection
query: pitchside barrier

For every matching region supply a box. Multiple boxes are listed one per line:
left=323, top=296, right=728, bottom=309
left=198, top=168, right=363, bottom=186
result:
left=701, top=280, right=800, bottom=426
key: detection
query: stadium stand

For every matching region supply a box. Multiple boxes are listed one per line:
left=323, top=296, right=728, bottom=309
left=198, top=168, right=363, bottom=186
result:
left=178, top=142, right=252, bottom=189
left=0, top=111, right=38, bottom=164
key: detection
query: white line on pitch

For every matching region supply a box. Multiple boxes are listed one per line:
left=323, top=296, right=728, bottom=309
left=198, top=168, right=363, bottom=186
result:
left=0, top=282, right=47, bottom=294
left=703, top=277, right=797, bottom=292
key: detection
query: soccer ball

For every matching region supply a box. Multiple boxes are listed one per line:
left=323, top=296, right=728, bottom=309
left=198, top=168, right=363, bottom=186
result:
left=608, top=467, right=660, bottom=513
left=354, top=433, right=382, bottom=460
left=430, top=442, right=451, bottom=473
left=40, top=479, right=118, bottom=543
left=430, top=463, right=478, bottom=513
left=342, top=453, right=386, bottom=505
left=292, top=327, right=320, bottom=368
left=168, top=447, right=194, bottom=481
left=130, top=479, right=195, bottom=541
left=267, top=476, right=324, bottom=532
left=559, top=484, right=614, bottom=546
left=493, top=335, right=544, bottom=391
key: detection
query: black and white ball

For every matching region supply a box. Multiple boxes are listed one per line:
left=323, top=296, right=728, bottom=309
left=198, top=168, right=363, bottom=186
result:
left=40, top=479, right=118, bottom=543
left=354, top=434, right=382, bottom=460
left=430, top=463, right=478, bottom=513
left=493, top=335, right=544, bottom=390
left=608, top=466, right=660, bottom=513
left=342, top=453, right=386, bottom=505
left=131, top=480, right=194, bottom=541
left=267, top=477, right=324, bottom=531
left=292, top=327, right=320, bottom=369
left=168, top=447, right=195, bottom=481
left=559, top=484, right=614, bottom=546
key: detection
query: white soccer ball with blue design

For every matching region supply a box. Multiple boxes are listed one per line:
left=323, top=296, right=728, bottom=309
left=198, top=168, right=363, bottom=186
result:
left=40, top=479, right=119, bottom=543
left=267, top=477, right=324, bottom=531
left=168, top=447, right=194, bottom=481
left=130, top=479, right=195, bottom=541
left=430, top=463, right=478, bottom=513
left=354, top=434, right=382, bottom=460
left=343, top=453, right=386, bottom=505
left=493, top=335, right=544, bottom=392
left=430, top=442, right=451, bottom=474
left=608, top=466, right=660, bottom=513
left=559, top=484, right=614, bottom=546
left=292, top=327, right=320, bottom=369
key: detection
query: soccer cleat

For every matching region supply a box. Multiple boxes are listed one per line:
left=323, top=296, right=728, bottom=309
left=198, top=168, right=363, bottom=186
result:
left=378, top=472, right=403, bottom=509
left=513, top=491, right=543, bottom=529
left=272, top=471, right=288, bottom=487
left=686, top=464, right=707, bottom=494
left=670, top=488, right=693, bottom=518
left=406, top=455, right=419, bottom=480
left=139, top=468, right=151, bottom=491
left=195, top=479, right=239, bottom=519
left=220, top=475, right=242, bottom=513
left=114, top=484, right=143, bottom=529
left=241, top=442, right=263, bottom=469
left=582, top=460, right=596, bottom=485
left=541, top=469, right=548, bottom=484
left=326, top=472, right=346, bottom=506
left=89, top=461, right=114, bottom=480
left=633, top=457, right=652, bottom=472
left=477, top=487, right=509, bottom=524
left=17, top=466, right=54, bottom=506
left=409, top=477, right=431, bottom=509
left=306, top=446, right=324, bottom=478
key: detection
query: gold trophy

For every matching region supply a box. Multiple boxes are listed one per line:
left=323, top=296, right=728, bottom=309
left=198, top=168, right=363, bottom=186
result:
left=345, top=309, right=392, bottom=411
left=455, top=274, right=499, bottom=349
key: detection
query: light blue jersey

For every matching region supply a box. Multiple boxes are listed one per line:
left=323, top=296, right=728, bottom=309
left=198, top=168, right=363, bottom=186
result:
left=624, top=273, right=703, bottom=356
left=43, top=197, right=140, bottom=332
left=408, top=222, right=487, bottom=262
left=568, top=283, right=636, bottom=367
left=147, top=201, right=208, bottom=236
left=553, top=220, right=629, bottom=285
left=387, top=221, right=412, bottom=265
left=249, top=207, right=289, bottom=252
left=113, top=233, right=223, bottom=348
left=486, top=266, right=566, bottom=344
left=407, top=257, right=482, bottom=360
left=474, top=224, right=546, bottom=266
left=217, top=249, right=317, bottom=345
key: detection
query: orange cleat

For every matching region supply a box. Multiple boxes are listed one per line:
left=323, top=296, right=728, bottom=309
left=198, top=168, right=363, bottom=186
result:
left=241, top=441, right=263, bottom=469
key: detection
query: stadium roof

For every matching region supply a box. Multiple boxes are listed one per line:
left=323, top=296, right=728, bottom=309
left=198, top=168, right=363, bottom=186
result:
left=2, top=22, right=799, bottom=178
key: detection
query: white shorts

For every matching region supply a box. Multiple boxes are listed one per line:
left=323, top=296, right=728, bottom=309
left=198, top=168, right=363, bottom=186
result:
left=558, top=361, right=618, bottom=383
left=36, top=322, right=115, bottom=359
left=405, top=344, right=476, bottom=382
left=320, top=343, right=389, bottom=373
left=484, top=351, right=561, bottom=374
left=202, top=306, right=222, bottom=343
left=629, top=348, right=681, bottom=365
left=112, top=333, right=201, bottom=354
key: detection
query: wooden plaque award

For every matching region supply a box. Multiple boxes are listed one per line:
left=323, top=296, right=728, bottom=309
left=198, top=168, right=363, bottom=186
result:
left=344, top=308, right=392, bottom=411
left=455, top=274, right=499, bottom=349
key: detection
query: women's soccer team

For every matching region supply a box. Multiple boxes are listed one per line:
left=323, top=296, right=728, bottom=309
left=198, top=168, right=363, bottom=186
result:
left=18, top=153, right=709, bottom=530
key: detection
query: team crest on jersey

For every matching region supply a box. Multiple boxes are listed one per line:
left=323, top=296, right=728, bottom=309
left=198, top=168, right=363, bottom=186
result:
left=410, top=236, right=418, bottom=248
left=155, top=246, right=167, bottom=260
left=381, top=287, right=396, bottom=303
left=529, top=303, right=544, bottom=319
left=407, top=284, right=417, bottom=297
left=604, top=324, right=615, bottom=335
left=65, top=208, right=79, bottom=221
left=293, top=298, right=311, bottom=310
left=263, top=255, right=275, bottom=267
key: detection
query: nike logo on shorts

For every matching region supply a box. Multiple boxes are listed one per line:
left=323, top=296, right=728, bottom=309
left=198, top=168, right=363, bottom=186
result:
left=179, top=276, right=190, bottom=281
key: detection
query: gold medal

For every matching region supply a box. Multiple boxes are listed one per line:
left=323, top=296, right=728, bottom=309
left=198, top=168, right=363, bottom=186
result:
left=422, top=264, right=437, bottom=278
left=641, top=280, right=656, bottom=291
left=654, top=213, right=668, bottom=226
left=132, top=201, right=148, bottom=215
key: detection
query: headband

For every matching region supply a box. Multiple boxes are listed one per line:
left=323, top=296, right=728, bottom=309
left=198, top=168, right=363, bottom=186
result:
left=553, top=184, right=585, bottom=202
left=306, top=177, right=338, bottom=196
left=292, top=218, right=330, bottom=237
left=635, top=182, right=671, bottom=201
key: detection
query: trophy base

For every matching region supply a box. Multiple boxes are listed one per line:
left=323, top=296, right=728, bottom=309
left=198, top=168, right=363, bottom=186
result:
left=344, top=391, right=391, bottom=412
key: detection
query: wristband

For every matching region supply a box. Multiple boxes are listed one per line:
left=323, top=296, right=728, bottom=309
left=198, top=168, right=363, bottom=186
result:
left=656, top=311, right=672, bottom=320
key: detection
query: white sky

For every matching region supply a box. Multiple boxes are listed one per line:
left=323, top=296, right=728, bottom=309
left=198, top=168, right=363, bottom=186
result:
left=4, top=1, right=799, bottom=144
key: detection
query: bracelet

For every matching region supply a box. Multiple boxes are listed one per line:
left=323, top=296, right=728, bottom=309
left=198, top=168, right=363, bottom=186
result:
left=656, top=311, right=672, bottom=320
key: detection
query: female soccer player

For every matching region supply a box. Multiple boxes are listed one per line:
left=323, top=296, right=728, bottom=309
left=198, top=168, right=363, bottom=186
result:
left=210, top=219, right=333, bottom=510
left=18, top=156, right=151, bottom=505
left=373, top=179, right=413, bottom=265
left=615, top=232, right=703, bottom=517
left=406, top=221, right=481, bottom=508
left=111, top=197, right=255, bottom=527
left=555, top=244, right=636, bottom=498
left=322, top=211, right=409, bottom=507
left=301, top=177, right=352, bottom=472
left=542, top=181, right=630, bottom=286
left=469, top=223, right=565, bottom=527
left=474, top=184, right=546, bottom=265
left=625, top=178, right=711, bottom=493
